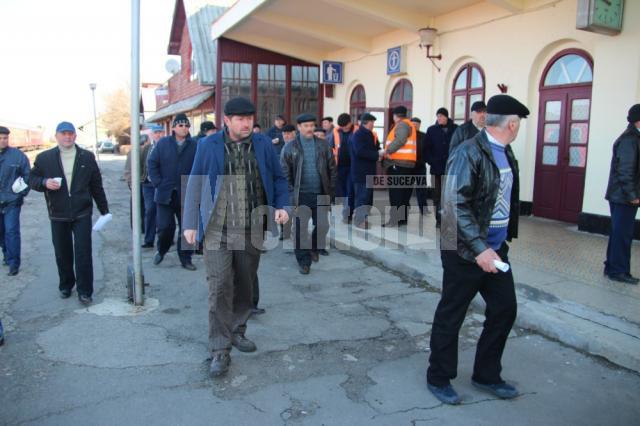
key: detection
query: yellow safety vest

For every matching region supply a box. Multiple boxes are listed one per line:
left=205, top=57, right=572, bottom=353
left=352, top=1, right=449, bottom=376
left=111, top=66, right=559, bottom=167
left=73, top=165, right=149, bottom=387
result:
left=385, top=118, right=417, bottom=162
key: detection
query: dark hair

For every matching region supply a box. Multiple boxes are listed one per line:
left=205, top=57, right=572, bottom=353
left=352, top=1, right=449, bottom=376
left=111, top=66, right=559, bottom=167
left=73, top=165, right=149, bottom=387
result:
left=322, top=116, right=333, bottom=122
left=436, top=107, right=449, bottom=118
left=337, top=113, right=351, bottom=127
left=253, top=124, right=261, bottom=129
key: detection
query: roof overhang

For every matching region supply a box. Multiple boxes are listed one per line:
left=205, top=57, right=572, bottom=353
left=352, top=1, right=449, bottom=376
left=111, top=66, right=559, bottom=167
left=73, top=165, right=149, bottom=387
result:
left=146, top=90, right=214, bottom=122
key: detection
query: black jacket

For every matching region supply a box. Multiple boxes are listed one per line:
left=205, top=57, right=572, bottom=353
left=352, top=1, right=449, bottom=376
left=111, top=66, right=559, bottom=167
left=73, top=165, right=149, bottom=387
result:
left=280, top=135, right=337, bottom=207
left=449, top=120, right=481, bottom=154
left=29, top=146, right=109, bottom=221
left=605, top=124, right=640, bottom=205
left=425, top=119, right=458, bottom=175
left=415, top=130, right=426, bottom=167
left=350, top=126, right=380, bottom=184
left=147, top=134, right=197, bottom=205
left=441, top=130, right=520, bottom=262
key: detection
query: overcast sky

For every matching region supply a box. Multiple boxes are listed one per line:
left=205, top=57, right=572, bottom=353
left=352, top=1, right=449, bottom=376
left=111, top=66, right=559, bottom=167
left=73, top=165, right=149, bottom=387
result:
left=0, top=0, right=176, bottom=135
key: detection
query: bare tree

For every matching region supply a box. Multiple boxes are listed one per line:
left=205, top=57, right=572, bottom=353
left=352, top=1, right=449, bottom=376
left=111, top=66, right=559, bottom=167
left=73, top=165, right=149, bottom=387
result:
left=101, top=88, right=131, bottom=145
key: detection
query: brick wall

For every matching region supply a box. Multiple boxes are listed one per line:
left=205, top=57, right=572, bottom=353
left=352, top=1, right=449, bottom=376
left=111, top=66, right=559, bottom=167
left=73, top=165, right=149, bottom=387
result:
left=167, top=23, right=211, bottom=104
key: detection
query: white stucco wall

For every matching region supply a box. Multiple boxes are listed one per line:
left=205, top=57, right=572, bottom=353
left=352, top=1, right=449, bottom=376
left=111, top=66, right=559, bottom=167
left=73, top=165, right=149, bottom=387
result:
left=322, top=0, right=640, bottom=219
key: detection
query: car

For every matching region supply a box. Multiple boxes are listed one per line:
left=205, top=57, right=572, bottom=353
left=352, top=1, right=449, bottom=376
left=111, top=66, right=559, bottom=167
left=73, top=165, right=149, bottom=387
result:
left=99, top=140, right=115, bottom=153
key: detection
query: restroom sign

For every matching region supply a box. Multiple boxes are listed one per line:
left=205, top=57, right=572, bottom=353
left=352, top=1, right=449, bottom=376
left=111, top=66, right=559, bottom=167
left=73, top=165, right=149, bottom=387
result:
left=387, top=46, right=406, bottom=75
left=321, top=61, right=344, bottom=84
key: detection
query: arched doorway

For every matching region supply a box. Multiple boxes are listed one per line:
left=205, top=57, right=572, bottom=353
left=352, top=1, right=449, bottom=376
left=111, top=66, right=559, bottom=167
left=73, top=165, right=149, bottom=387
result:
left=388, top=79, right=412, bottom=132
left=533, top=50, right=593, bottom=223
left=349, top=85, right=366, bottom=123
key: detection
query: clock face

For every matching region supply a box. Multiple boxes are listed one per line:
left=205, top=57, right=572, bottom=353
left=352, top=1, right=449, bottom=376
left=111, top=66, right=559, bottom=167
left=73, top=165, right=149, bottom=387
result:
left=593, top=0, right=623, bottom=30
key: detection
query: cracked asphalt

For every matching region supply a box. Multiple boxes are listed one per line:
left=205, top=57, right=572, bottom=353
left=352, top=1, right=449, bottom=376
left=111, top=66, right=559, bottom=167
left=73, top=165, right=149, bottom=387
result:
left=1, top=154, right=639, bottom=425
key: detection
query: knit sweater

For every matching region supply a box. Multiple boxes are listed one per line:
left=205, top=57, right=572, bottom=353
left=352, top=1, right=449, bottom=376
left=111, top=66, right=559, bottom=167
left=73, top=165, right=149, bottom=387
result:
left=60, top=144, right=76, bottom=192
left=299, top=136, right=321, bottom=194
left=486, top=135, right=513, bottom=250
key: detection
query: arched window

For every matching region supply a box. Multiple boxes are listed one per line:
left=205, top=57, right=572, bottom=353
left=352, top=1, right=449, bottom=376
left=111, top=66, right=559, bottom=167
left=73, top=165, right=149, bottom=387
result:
left=349, top=85, right=366, bottom=123
left=451, top=63, right=485, bottom=125
left=542, top=54, right=593, bottom=87
left=388, top=79, right=412, bottom=131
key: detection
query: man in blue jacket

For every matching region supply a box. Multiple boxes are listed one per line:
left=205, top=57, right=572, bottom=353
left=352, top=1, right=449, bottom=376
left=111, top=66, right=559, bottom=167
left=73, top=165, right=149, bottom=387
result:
left=350, top=113, right=381, bottom=229
left=147, top=113, right=197, bottom=270
left=0, top=126, right=30, bottom=276
left=182, top=97, right=289, bottom=377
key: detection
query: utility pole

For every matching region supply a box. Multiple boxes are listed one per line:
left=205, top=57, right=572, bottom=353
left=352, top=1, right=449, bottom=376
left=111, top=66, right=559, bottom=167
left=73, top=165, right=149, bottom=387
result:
left=89, top=83, right=100, bottom=162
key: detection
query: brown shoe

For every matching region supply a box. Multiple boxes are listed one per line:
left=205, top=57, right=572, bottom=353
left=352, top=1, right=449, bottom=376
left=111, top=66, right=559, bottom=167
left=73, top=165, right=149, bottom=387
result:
left=232, top=334, right=257, bottom=352
left=209, top=351, right=231, bottom=377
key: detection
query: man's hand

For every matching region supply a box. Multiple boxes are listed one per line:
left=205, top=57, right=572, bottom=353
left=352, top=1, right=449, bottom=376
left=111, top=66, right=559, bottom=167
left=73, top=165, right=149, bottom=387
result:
left=272, top=138, right=279, bottom=145
left=45, top=179, right=61, bottom=191
left=183, top=229, right=197, bottom=245
left=631, top=199, right=640, bottom=205
left=275, top=209, right=289, bottom=224
left=475, top=248, right=501, bottom=273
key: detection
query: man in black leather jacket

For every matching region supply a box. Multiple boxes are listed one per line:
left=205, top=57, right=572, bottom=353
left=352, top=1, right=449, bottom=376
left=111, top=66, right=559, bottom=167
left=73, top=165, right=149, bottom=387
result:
left=604, top=104, right=640, bottom=285
left=449, top=100, right=487, bottom=153
left=426, top=95, right=528, bottom=405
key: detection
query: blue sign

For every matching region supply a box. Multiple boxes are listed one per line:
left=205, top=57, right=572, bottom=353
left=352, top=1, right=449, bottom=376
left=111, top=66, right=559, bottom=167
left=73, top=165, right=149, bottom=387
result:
left=321, top=61, right=343, bottom=84
left=387, top=46, right=404, bottom=75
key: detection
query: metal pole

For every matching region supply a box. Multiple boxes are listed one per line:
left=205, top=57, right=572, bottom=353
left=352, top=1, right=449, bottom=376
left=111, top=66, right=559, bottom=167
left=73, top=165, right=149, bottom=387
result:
left=89, top=84, right=100, bottom=162
left=130, top=0, right=144, bottom=305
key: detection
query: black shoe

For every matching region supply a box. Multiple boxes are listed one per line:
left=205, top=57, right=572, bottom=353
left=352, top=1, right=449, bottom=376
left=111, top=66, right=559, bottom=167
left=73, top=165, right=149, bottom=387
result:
left=607, top=273, right=639, bottom=284
left=299, top=264, right=310, bottom=275
left=427, top=383, right=461, bottom=405
left=398, top=220, right=408, bottom=227
left=59, top=289, right=72, bottom=299
left=310, top=251, right=319, bottom=263
left=318, top=249, right=329, bottom=256
left=153, top=252, right=164, bottom=265
left=141, top=242, right=154, bottom=248
left=209, top=351, right=231, bottom=377
left=8, top=268, right=18, bottom=276
left=231, top=334, right=257, bottom=352
left=78, top=295, right=93, bottom=305
left=471, top=380, right=519, bottom=399
left=181, top=262, right=197, bottom=271
left=251, top=307, right=266, bottom=316
left=381, top=221, right=396, bottom=228
left=279, top=234, right=285, bottom=241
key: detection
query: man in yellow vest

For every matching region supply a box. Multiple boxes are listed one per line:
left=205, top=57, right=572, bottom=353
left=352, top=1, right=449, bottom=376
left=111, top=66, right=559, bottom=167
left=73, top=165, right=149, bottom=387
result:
left=382, top=106, right=417, bottom=227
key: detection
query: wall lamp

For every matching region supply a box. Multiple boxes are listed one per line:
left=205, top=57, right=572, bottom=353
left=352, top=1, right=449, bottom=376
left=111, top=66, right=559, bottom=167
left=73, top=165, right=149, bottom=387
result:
left=418, top=27, right=442, bottom=72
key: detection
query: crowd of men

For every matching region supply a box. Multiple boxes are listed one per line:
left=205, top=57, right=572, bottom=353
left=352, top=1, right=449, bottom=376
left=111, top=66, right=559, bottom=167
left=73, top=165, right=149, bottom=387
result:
left=0, top=96, right=638, bottom=405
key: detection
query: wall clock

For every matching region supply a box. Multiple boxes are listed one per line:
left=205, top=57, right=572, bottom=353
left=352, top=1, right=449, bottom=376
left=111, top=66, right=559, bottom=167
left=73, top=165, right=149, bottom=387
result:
left=576, top=0, right=624, bottom=35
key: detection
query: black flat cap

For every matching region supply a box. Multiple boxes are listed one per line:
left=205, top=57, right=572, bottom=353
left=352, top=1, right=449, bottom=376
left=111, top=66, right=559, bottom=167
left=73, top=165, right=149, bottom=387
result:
left=487, top=95, right=529, bottom=118
left=360, top=112, right=377, bottom=122
left=200, top=121, right=215, bottom=132
left=282, top=124, right=296, bottom=132
left=224, top=97, right=256, bottom=116
left=0, top=126, right=10, bottom=135
left=296, top=113, right=316, bottom=124
left=392, top=106, right=407, bottom=116
left=173, top=113, right=189, bottom=126
left=471, top=101, right=487, bottom=112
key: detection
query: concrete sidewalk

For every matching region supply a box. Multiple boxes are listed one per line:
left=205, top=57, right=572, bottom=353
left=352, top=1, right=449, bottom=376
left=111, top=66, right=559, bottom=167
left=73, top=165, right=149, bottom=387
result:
left=330, top=192, right=640, bottom=372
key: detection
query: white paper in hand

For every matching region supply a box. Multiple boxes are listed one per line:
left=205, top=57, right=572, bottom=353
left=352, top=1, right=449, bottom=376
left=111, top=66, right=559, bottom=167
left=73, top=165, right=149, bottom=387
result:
left=92, top=213, right=113, bottom=231
left=493, top=259, right=510, bottom=273
left=12, top=177, right=28, bottom=193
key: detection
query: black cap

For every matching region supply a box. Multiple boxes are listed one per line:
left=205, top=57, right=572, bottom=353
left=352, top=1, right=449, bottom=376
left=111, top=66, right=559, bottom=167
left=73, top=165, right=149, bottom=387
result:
left=224, top=97, right=256, bottom=116
left=296, top=113, right=316, bottom=124
left=486, top=94, right=529, bottom=118
left=436, top=107, right=449, bottom=117
left=253, top=123, right=261, bottom=129
left=282, top=124, right=296, bottom=132
left=627, top=104, right=640, bottom=123
left=173, top=113, right=190, bottom=126
left=471, top=101, right=487, bottom=112
left=314, top=127, right=326, bottom=134
left=322, top=116, right=333, bottom=122
left=410, top=117, right=421, bottom=123
left=360, top=112, right=377, bottom=123
left=200, top=121, right=216, bottom=132
left=275, top=114, right=286, bottom=121
left=392, top=106, right=407, bottom=117
left=0, top=126, right=10, bottom=135
left=337, top=113, right=352, bottom=127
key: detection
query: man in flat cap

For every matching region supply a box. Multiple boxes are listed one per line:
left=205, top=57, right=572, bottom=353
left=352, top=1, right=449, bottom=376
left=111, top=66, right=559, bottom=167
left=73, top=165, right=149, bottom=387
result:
left=351, top=113, right=381, bottom=229
left=266, top=114, right=286, bottom=146
left=281, top=113, right=336, bottom=274
left=449, top=100, right=487, bottom=153
left=382, top=105, right=418, bottom=227
left=29, top=121, right=109, bottom=304
left=183, top=97, right=289, bottom=377
left=195, top=121, right=217, bottom=143
left=426, top=94, right=528, bottom=405
left=321, top=116, right=334, bottom=136
left=604, top=104, right=640, bottom=284
left=0, top=126, right=30, bottom=276
left=425, top=107, right=458, bottom=227
left=147, top=113, right=197, bottom=270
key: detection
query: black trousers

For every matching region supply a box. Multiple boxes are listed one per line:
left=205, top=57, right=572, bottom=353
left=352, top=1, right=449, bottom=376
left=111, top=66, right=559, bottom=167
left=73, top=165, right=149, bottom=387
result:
left=156, top=191, right=192, bottom=264
left=413, top=165, right=429, bottom=214
left=387, top=165, right=414, bottom=223
left=50, top=215, right=94, bottom=297
left=431, top=174, right=443, bottom=224
left=427, top=243, right=517, bottom=386
left=294, top=193, right=330, bottom=267
left=604, top=202, right=638, bottom=276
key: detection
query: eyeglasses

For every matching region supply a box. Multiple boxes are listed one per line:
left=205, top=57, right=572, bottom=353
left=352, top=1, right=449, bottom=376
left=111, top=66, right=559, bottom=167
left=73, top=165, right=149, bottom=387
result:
left=175, top=123, right=190, bottom=128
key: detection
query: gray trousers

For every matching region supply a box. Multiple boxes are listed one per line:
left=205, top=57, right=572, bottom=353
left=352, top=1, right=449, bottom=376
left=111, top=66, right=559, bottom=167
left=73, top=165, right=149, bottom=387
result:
left=204, top=230, right=262, bottom=353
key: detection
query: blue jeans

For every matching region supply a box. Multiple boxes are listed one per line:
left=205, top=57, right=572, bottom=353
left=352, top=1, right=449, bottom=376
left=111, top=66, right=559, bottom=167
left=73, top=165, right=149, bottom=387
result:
left=0, top=204, right=21, bottom=270
left=142, top=182, right=157, bottom=245
left=353, top=181, right=373, bottom=225
left=605, top=202, right=639, bottom=276
left=337, top=166, right=354, bottom=220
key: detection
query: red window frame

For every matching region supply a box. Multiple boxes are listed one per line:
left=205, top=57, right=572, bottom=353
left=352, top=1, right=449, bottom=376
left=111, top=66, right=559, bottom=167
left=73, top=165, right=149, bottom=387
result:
left=451, top=63, right=485, bottom=124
